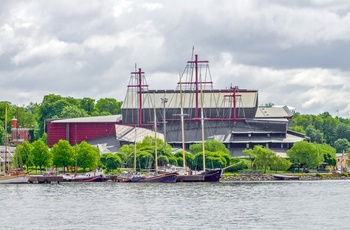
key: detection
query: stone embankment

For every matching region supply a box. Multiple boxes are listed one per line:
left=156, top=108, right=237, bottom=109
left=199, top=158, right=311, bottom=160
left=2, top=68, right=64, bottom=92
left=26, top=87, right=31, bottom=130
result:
left=221, top=173, right=349, bottom=181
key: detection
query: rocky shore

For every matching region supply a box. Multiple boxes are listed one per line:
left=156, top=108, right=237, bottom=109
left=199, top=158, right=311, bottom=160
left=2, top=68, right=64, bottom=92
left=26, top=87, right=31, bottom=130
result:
left=221, top=173, right=350, bottom=181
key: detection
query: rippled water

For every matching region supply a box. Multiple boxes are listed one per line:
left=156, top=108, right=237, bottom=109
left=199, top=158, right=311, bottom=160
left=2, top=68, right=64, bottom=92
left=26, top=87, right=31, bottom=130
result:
left=1, top=180, right=349, bottom=230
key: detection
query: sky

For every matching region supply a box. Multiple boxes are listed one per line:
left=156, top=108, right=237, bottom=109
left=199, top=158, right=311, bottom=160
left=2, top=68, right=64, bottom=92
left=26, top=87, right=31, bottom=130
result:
left=1, top=0, right=350, bottom=117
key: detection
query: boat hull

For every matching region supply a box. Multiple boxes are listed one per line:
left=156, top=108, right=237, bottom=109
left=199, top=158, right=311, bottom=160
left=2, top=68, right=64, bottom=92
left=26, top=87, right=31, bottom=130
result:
left=63, top=175, right=106, bottom=182
left=0, top=173, right=29, bottom=184
left=176, top=169, right=222, bottom=182
left=136, top=173, right=177, bottom=183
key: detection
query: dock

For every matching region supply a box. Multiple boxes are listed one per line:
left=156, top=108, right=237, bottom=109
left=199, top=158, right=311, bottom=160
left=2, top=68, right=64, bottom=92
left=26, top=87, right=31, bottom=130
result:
left=29, top=175, right=63, bottom=184
left=273, top=174, right=300, bottom=180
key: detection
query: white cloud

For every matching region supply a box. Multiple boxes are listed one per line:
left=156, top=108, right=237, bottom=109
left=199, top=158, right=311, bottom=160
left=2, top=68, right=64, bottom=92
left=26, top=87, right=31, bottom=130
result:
left=1, top=0, right=350, bottom=118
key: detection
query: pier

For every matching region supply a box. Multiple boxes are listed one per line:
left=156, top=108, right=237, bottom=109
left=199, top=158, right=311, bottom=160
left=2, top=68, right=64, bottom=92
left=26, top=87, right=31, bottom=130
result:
left=29, top=175, right=63, bottom=184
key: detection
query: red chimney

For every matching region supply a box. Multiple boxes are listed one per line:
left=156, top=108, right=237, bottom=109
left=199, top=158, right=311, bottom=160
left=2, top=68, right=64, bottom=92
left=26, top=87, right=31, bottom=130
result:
left=12, top=117, right=17, bottom=128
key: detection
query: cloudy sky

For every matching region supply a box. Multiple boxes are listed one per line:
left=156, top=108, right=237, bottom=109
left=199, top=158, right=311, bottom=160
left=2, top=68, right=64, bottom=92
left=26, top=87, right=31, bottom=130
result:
left=1, top=0, right=350, bottom=117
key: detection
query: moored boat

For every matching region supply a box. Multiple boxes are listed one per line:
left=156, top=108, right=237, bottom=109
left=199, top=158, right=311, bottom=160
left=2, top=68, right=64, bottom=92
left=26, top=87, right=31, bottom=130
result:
left=135, top=171, right=177, bottom=183
left=116, top=171, right=143, bottom=182
left=62, top=169, right=106, bottom=182
left=0, top=170, right=29, bottom=184
left=0, top=107, right=29, bottom=184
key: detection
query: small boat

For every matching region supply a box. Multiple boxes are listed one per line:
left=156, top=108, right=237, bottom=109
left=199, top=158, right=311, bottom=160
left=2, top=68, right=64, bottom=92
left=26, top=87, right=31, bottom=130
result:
left=134, top=171, right=177, bottom=183
left=0, top=170, right=29, bottom=184
left=62, top=169, right=106, bottom=182
left=116, top=171, right=143, bottom=182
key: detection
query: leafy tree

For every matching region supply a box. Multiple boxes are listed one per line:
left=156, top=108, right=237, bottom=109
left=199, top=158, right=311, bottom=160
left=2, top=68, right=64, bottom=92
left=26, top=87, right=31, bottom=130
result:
left=38, top=94, right=69, bottom=135
left=252, top=145, right=276, bottom=173
left=315, top=143, right=336, bottom=166
left=287, top=141, right=324, bottom=171
left=32, top=139, right=51, bottom=173
left=334, top=138, right=350, bottom=153
left=81, top=97, right=96, bottom=115
left=41, top=132, right=48, bottom=145
left=189, top=139, right=230, bottom=155
left=16, top=141, right=34, bottom=171
left=336, top=123, right=350, bottom=140
left=0, top=120, right=4, bottom=145
left=174, top=151, right=195, bottom=168
left=51, top=140, right=75, bottom=173
left=95, top=98, right=122, bottom=115
left=61, top=105, right=88, bottom=118
left=322, top=115, right=339, bottom=145
left=243, top=148, right=255, bottom=168
left=270, top=155, right=292, bottom=172
left=77, top=141, right=100, bottom=172
left=100, top=153, right=122, bottom=170
left=118, top=144, right=135, bottom=168
left=305, top=125, right=324, bottom=143
left=193, top=151, right=228, bottom=170
left=136, top=151, right=154, bottom=169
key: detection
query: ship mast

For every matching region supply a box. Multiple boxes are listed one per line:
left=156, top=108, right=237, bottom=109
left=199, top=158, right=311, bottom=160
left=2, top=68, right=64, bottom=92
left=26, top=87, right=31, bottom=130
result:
left=200, top=74, right=206, bottom=171
left=153, top=106, right=158, bottom=174
left=129, top=68, right=148, bottom=127
left=184, top=54, right=211, bottom=121
left=4, top=106, right=8, bottom=175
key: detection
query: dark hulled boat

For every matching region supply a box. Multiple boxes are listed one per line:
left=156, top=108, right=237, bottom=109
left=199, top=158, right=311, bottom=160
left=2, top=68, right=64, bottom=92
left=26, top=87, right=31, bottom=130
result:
left=134, top=172, right=177, bottom=183
left=176, top=168, right=222, bottom=182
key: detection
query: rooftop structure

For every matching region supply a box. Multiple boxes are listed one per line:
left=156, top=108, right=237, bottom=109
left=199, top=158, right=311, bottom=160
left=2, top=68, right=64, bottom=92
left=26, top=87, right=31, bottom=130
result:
left=46, top=54, right=308, bottom=156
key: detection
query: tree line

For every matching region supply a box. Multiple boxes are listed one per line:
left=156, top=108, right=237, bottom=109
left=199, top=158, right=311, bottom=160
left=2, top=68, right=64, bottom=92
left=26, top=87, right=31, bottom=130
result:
left=14, top=136, right=246, bottom=174
left=289, top=112, right=350, bottom=153
left=0, top=94, right=122, bottom=144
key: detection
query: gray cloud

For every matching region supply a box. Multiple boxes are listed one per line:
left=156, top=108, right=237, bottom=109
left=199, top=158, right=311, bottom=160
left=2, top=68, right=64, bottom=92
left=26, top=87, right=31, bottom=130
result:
left=1, top=0, right=350, bottom=117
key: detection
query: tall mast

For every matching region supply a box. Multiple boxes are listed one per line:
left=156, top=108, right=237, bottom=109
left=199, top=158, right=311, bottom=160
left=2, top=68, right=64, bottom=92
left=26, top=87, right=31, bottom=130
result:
left=153, top=106, right=158, bottom=174
left=200, top=74, right=206, bottom=171
left=4, top=106, right=7, bottom=174
left=134, top=127, right=137, bottom=172
left=186, top=54, right=209, bottom=120
left=129, top=68, right=148, bottom=127
left=180, top=76, right=186, bottom=171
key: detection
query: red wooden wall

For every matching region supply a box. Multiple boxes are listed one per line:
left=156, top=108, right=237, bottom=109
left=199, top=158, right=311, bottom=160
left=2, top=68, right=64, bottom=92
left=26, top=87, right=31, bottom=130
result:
left=47, top=121, right=117, bottom=147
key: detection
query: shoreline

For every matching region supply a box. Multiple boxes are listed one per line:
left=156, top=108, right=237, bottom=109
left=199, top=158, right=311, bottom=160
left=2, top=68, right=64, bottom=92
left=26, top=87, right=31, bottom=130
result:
left=221, top=173, right=350, bottom=181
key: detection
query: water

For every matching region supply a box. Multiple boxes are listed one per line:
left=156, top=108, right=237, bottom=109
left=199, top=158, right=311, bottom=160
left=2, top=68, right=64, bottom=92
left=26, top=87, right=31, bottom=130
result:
left=0, top=180, right=349, bottom=230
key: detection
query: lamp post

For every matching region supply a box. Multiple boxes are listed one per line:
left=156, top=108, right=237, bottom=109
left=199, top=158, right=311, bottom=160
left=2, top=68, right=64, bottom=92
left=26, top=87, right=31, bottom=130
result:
left=161, top=98, right=168, bottom=149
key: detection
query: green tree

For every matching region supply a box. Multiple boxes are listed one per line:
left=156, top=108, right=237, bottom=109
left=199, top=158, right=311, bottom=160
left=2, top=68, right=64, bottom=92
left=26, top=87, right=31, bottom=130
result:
left=38, top=94, right=69, bottom=135
left=305, top=125, right=324, bottom=143
left=334, top=138, right=350, bottom=153
left=315, top=143, right=336, bottom=166
left=270, top=155, right=292, bottom=172
left=51, top=140, right=75, bottom=173
left=77, top=141, right=100, bottom=172
left=252, top=145, right=276, bottom=173
left=60, top=105, right=88, bottom=118
left=189, top=139, right=230, bottom=155
left=95, top=98, right=122, bottom=115
left=16, top=141, right=34, bottom=172
left=32, top=139, right=51, bottom=173
left=0, top=120, right=4, bottom=145
left=287, top=141, right=324, bottom=171
left=118, top=144, right=135, bottom=168
left=243, top=148, right=255, bottom=168
left=81, top=97, right=96, bottom=115
left=100, top=153, right=122, bottom=170
left=174, top=151, right=195, bottom=168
